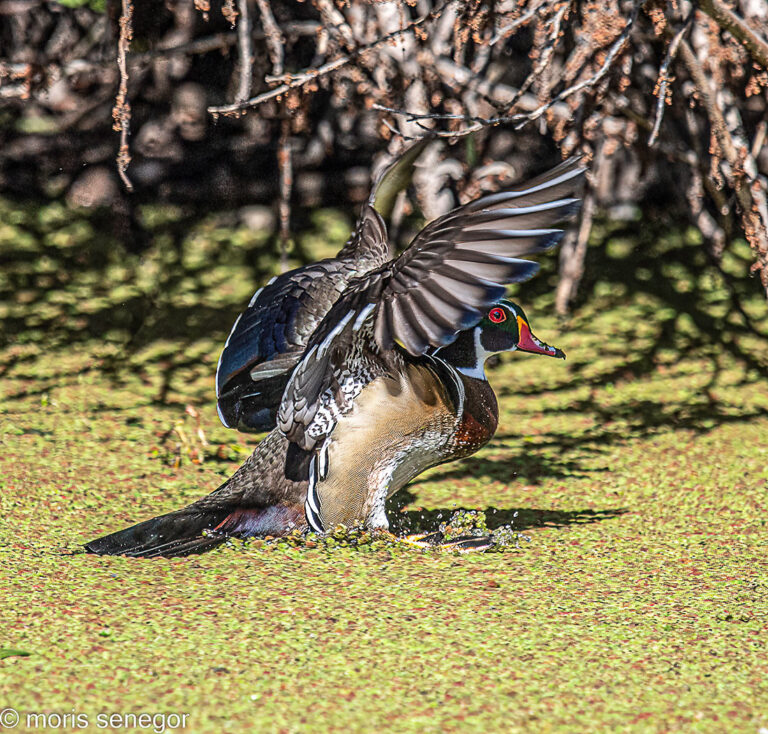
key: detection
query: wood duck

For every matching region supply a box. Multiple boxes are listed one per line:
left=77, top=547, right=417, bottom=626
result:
left=216, top=139, right=430, bottom=433
left=86, top=157, right=584, bottom=557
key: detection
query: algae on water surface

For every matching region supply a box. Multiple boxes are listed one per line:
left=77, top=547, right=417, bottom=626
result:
left=2, top=203, right=768, bottom=731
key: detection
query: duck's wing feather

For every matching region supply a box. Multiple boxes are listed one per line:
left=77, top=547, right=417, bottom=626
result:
left=369, top=136, right=432, bottom=219
left=277, top=157, right=586, bottom=450
left=216, top=262, right=349, bottom=397
left=216, top=142, right=434, bottom=430
left=215, top=207, right=388, bottom=427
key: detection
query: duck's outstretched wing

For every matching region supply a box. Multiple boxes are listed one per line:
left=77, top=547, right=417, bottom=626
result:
left=374, top=156, right=584, bottom=354
left=277, top=157, right=585, bottom=450
left=215, top=253, right=360, bottom=431
left=216, top=140, right=431, bottom=431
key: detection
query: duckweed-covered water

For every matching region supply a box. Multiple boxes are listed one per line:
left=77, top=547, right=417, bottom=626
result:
left=2, top=199, right=768, bottom=731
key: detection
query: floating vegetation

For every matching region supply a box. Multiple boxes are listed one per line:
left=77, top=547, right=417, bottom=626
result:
left=439, top=509, right=489, bottom=539
left=210, top=510, right=532, bottom=556
left=439, top=509, right=531, bottom=551
left=4, top=197, right=768, bottom=731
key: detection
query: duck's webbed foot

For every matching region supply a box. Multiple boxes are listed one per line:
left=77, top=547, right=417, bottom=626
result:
left=403, top=531, right=494, bottom=553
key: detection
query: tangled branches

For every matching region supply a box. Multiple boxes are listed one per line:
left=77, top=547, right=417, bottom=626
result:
left=1, top=0, right=767, bottom=305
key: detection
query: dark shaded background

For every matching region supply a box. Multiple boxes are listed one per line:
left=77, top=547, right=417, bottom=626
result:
left=1, top=0, right=766, bottom=382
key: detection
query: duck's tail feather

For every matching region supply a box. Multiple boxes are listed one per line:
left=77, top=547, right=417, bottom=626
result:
left=84, top=509, right=231, bottom=558
left=85, top=503, right=305, bottom=558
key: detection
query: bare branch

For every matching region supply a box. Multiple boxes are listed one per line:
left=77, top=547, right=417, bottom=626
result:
left=208, top=0, right=455, bottom=116
left=649, top=12, right=693, bottom=147
left=556, top=186, right=595, bottom=315
left=752, top=120, right=767, bottom=160
left=488, top=1, right=542, bottom=47
left=112, top=0, right=134, bottom=192
left=278, top=117, right=292, bottom=273
left=209, top=54, right=347, bottom=116
left=697, top=0, right=768, bottom=70
left=235, top=0, right=253, bottom=103
left=372, top=103, right=520, bottom=138
left=255, top=0, right=285, bottom=77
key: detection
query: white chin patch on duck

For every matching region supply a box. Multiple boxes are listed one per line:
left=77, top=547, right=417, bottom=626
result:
left=455, top=327, right=494, bottom=381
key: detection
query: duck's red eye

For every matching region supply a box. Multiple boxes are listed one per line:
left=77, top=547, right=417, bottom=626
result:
left=488, top=307, right=506, bottom=324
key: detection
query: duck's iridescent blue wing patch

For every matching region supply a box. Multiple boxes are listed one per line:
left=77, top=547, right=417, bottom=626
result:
left=216, top=274, right=308, bottom=396
left=215, top=208, right=390, bottom=431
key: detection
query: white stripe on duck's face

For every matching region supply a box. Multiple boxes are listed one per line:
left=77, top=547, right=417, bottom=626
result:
left=455, top=327, right=492, bottom=381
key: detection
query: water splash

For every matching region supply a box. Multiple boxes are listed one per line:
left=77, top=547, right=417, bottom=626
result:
left=229, top=509, right=532, bottom=555
left=439, top=509, right=531, bottom=551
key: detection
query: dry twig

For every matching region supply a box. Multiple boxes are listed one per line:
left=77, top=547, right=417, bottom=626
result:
left=112, top=0, right=134, bottom=191
left=235, top=0, right=253, bottom=103
left=648, top=12, right=693, bottom=147
left=208, top=0, right=455, bottom=115
left=278, top=117, right=292, bottom=273
left=556, top=187, right=596, bottom=315
left=255, top=0, right=285, bottom=77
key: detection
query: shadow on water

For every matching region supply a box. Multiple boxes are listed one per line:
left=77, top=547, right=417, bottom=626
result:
left=0, top=198, right=293, bottom=403
left=422, top=451, right=605, bottom=486
left=413, top=394, right=764, bottom=490
left=388, top=498, right=628, bottom=536
left=574, top=218, right=768, bottom=377
left=498, top=397, right=767, bottom=446
left=0, top=197, right=351, bottom=364
left=2, top=198, right=767, bottom=418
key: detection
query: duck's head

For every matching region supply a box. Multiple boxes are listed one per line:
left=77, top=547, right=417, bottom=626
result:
left=477, top=299, right=565, bottom=359
left=437, top=299, right=564, bottom=379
